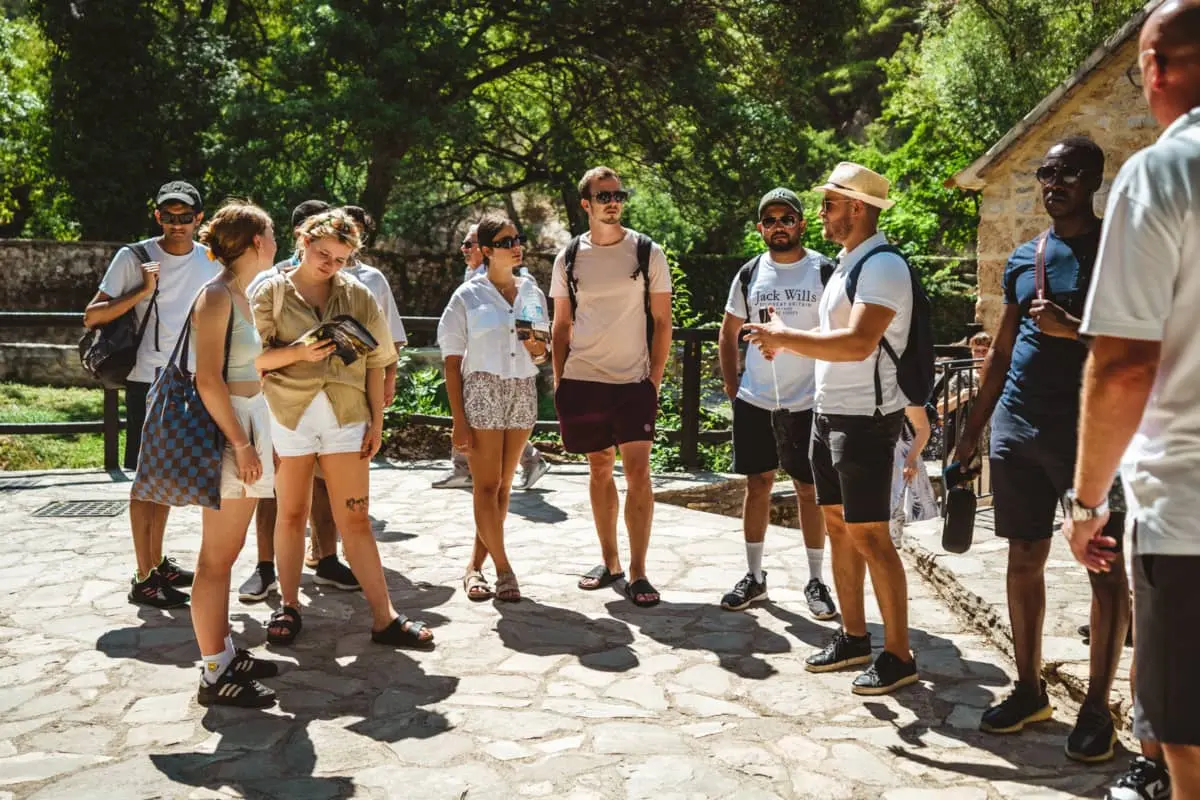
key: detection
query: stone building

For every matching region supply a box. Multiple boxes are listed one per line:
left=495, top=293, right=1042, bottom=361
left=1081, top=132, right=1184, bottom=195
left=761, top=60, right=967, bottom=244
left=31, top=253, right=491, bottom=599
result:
left=949, top=0, right=1162, bottom=334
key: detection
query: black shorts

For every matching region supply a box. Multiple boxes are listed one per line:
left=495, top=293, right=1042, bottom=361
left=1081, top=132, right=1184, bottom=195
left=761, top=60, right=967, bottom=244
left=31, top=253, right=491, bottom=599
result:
left=990, top=403, right=1126, bottom=547
left=811, top=410, right=904, bottom=524
left=731, top=399, right=813, bottom=484
left=124, top=380, right=152, bottom=471
left=555, top=378, right=657, bottom=454
left=1134, top=549, right=1200, bottom=746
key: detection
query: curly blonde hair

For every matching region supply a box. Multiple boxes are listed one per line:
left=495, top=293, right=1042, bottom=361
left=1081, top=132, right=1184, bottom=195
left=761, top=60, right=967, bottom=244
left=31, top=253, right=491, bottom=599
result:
left=296, top=208, right=363, bottom=253
left=197, top=201, right=272, bottom=266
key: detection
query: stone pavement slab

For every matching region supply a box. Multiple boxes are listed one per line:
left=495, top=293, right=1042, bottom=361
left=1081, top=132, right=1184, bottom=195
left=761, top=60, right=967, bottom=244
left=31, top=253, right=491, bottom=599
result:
left=0, top=463, right=1133, bottom=799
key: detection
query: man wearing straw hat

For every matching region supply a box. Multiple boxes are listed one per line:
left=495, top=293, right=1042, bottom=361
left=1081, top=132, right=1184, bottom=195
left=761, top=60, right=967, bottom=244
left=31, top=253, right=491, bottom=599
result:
left=744, top=162, right=918, bottom=695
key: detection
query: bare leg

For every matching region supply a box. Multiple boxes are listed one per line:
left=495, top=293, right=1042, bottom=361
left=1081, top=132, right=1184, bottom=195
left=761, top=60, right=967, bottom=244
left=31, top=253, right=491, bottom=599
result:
left=580, top=447, right=622, bottom=582
left=1163, top=746, right=1200, bottom=800
left=795, top=480, right=826, bottom=552
left=742, top=472, right=775, bottom=545
left=272, top=454, right=317, bottom=625
left=846, top=519, right=911, bottom=660
left=1007, top=539, right=1052, bottom=686
left=466, top=429, right=517, bottom=576
left=254, top=498, right=276, bottom=562
left=130, top=498, right=170, bottom=576
left=192, top=499, right=258, bottom=656
left=309, top=476, right=338, bottom=563
left=825, top=506, right=866, bottom=636
left=618, top=440, right=653, bottom=583
left=1085, top=557, right=1131, bottom=707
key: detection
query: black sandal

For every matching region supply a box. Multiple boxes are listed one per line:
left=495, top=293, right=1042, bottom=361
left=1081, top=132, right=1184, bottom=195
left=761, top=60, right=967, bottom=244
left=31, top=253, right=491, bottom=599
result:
left=371, top=615, right=435, bottom=650
left=267, top=605, right=302, bottom=645
left=625, top=578, right=661, bottom=608
left=578, top=565, right=624, bottom=591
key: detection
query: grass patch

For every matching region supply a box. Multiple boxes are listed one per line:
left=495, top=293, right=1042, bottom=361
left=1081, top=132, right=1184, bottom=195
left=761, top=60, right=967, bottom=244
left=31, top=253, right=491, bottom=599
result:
left=0, top=383, right=126, bottom=471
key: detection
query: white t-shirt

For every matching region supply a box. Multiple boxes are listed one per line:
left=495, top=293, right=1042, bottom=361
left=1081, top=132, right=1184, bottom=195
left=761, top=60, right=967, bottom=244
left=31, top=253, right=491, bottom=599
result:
left=724, top=251, right=826, bottom=411
left=549, top=228, right=671, bottom=384
left=438, top=274, right=546, bottom=380
left=814, top=232, right=913, bottom=417
left=345, top=262, right=407, bottom=344
left=1081, top=106, right=1200, bottom=557
left=97, top=238, right=220, bottom=383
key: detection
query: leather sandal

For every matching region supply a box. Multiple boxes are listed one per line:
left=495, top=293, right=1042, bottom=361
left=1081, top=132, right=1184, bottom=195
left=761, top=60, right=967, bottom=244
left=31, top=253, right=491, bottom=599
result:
left=495, top=571, right=521, bottom=603
left=463, top=570, right=494, bottom=602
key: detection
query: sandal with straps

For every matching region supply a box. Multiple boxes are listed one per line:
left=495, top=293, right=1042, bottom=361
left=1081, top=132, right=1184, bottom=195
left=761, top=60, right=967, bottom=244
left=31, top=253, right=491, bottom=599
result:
left=371, top=615, right=435, bottom=650
left=463, top=570, right=494, bottom=602
left=495, top=571, right=521, bottom=603
left=267, top=605, right=302, bottom=645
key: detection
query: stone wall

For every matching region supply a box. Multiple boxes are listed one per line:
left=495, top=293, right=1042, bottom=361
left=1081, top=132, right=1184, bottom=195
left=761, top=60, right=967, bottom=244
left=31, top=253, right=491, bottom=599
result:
left=972, top=36, right=1158, bottom=334
left=0, top=343, right=97, bottom=388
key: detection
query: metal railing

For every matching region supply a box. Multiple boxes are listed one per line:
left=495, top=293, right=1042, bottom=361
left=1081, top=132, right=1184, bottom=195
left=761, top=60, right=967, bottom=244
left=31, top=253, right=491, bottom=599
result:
left=934, top=356, right=992, bottom=507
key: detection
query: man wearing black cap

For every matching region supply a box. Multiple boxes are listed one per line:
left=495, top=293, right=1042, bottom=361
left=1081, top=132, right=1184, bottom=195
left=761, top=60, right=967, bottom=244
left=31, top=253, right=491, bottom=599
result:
left=84, top=180, right=220, bottom=608
left=716, top=188, right=836, bottom=619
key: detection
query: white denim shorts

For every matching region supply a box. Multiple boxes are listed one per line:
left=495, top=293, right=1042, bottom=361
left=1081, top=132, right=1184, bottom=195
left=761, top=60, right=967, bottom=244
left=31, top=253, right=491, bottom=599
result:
left=270, top=390, right=367, bottom=457
left=221, top=394, right=275, bottom=499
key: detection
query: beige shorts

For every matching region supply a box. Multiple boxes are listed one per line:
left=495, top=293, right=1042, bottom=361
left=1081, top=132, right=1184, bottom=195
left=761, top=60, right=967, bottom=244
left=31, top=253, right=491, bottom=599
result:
left=221, top=394, right=275, bottom=499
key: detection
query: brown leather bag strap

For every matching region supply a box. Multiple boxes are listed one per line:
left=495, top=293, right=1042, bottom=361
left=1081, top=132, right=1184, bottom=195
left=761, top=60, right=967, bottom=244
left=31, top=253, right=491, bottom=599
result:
left=1034, top=231, right=1050, bottom=301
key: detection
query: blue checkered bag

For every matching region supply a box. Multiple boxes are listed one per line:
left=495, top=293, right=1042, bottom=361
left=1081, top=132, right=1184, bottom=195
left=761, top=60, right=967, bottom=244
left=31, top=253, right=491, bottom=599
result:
left=131, top=293, right=233, bottom=509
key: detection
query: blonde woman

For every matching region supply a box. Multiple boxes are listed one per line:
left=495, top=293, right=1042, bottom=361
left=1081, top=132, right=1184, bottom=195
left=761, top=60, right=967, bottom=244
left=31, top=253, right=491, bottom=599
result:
left=438, top=213, right=548, bottom=602
left=191, top=201, right=280, bottom=708
left=253, top=209, right=433, bottom=649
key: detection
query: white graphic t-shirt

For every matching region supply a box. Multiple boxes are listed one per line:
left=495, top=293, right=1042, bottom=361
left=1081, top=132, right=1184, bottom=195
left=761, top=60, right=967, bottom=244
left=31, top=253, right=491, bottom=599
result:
left=724, top=251, right=826, bottom=411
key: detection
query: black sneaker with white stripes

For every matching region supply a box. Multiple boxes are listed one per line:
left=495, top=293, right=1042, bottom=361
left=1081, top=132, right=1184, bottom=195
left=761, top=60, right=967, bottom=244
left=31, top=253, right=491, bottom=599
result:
left=128, top=570, right=189, bottom=609
left=227, top=649, right=281, bottom=681
left=1105, top=755, right=1170, bottom=800
left=197, top=670, right=277, bottom=708
left=156, top=555, right=194, bottom=588
left=720, top=571, right=768, bottom=611
left=804, top=577, right=837, bottom=620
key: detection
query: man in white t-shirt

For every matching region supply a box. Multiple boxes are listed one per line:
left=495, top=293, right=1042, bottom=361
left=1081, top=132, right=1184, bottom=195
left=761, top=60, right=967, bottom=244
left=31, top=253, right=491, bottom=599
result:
left=432, top=223, right=551, bottom=490
left=744, top=162, right=917, bottom=695
left=551, top=166, right=673, bottom=607
left=716, top=188, right=836, bottom=620
left=84, top=180, right=220, bottom=609
left=1066, top=2, right=1200, bottom=796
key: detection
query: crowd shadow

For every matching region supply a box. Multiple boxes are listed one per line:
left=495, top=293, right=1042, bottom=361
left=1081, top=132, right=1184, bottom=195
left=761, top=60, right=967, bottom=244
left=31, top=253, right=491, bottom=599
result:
left=495, top=597, right=639, bottom=672
left=95, top=606, right=195, bottom=668
left=505, top=490, right=568, bottom=524
left=604, top=588, right=791, bottom=679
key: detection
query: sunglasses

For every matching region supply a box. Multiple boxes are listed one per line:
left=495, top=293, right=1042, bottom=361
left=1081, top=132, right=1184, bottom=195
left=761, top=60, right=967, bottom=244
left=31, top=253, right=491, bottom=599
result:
left=588, top=190, right=629, bottom=204
left=460, top=239, right=478, bottom=250
left=820, top=197, right=853, bottom=212
left=484, top=234, right=527, bottom=249
left=159, top=211, right=197, bottom=225
left=1035, top=165, right=1089, bottom=186
left=761, top=214, right=799, bottom=229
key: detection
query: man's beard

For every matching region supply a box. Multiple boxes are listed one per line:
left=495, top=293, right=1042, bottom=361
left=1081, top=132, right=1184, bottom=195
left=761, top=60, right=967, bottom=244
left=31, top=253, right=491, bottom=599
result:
left=767, top=235, right=799, bottom=252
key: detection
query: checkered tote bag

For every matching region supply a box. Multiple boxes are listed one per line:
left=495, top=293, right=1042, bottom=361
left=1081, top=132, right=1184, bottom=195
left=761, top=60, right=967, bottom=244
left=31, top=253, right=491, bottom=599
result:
left=131, top=296, right=233, bottom=509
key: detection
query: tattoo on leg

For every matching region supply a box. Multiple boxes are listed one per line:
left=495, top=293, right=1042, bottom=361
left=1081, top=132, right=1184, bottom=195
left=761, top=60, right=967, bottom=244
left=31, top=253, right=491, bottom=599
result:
left=345, top=496, right=368, bottom=513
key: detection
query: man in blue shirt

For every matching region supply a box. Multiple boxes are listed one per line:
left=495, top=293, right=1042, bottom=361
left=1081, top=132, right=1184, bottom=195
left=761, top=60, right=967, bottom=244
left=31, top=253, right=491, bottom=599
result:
left=956, top=137, right=1129, bottom=763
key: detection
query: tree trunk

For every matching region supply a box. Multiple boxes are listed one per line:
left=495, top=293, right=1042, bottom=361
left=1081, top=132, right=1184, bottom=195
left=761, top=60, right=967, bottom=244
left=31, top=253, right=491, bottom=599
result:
left=360, top=135, right=407, bottom=237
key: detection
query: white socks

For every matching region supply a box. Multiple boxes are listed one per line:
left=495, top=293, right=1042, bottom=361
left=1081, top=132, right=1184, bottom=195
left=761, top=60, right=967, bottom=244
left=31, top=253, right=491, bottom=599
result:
left=200, top=635, right=237, bottom=685
left=746, top=542, right=765, bottom=583
left=807, top=547, right=825, bottom=583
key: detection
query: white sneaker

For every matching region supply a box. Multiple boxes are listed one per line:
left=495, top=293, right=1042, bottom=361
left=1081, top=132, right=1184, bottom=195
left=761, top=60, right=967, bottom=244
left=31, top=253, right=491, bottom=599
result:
left=431, top=469, right=472, bottom=489
left=521, top=458, right=551, bottom=490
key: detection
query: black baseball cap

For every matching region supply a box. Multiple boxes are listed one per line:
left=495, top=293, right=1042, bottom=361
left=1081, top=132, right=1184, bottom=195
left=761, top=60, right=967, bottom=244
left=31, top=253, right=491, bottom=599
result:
left=757, top=187, right=804, bottom=218
left=156, top=180, right=203, bottom=210
left=292, top=200, right=331, bottom=229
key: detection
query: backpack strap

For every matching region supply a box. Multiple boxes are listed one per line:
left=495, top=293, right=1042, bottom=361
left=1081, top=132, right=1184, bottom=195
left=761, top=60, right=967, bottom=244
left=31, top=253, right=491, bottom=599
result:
left=635, top=233, right=654, bottom=350
left=845, top=244, right=910, bottom=409
left=563, top=235, right=583, bottom=320
left=818, top=256, right=835, bottom=287
left=737, top=254, right=763, bottom=321
left=1034, top=230, right=1050, bottom=302
left=128, top=242, right=161, bottom=353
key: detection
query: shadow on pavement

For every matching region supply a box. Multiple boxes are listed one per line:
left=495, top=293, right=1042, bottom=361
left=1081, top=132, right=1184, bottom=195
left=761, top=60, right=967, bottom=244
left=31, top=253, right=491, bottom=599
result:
left=505, top=490, right=568, bottom=524
left=495, top=598, right=638, bottom=672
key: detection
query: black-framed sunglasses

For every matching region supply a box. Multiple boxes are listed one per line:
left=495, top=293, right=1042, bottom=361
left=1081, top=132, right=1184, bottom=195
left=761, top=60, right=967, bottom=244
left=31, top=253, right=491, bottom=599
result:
left=1035, top=165, right=1089, bottom=187
left=460, top=239, right=478, bottom=250
left=760, top=214, right=799, bottom=229
left=484, top=234, right=527, bottom=249
left=588, top=190, right=630, bottom=204
left=1126, top=50, right=1165, bottom=89
left=159, top=211, right=197, bottom=225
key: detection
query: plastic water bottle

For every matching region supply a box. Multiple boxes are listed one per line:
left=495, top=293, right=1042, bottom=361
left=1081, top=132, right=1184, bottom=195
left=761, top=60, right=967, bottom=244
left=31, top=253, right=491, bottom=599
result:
left=516, top=276, right=549, bottom=338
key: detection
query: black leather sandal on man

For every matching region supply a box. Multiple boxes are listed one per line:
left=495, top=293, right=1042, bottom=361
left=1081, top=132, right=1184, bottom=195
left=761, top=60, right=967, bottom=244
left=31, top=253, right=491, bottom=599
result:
left=371, top=615, right=435, bottom=650
left=267, top=605, right=302, bottom=645
left=578, top=565, right=624, bottom=591
left=625, top=578, right=661, bottom=608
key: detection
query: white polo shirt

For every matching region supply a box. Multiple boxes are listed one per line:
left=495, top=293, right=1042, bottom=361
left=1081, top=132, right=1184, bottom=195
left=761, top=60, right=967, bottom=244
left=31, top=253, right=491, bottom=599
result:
left=814, top=232, right=912, bottom=417
left=1081, top=106, right=1200, bottom=557
left=345, top=261, right=407, bottom=345
left=438, top=274, right=546, bottom=380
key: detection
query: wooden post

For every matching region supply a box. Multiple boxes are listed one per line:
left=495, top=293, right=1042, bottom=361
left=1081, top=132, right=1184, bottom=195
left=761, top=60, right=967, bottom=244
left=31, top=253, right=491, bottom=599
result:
left=103, top=389, right=120, bottom=471
left=679, top=335, right=702, bottom=469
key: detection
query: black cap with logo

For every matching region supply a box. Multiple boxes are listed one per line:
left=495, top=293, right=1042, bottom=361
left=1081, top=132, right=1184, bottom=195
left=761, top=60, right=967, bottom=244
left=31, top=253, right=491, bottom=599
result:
left=155, top=181, right=203, bottom=210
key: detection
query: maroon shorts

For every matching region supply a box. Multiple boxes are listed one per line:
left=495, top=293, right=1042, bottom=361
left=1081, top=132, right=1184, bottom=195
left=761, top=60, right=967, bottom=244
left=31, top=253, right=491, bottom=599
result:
left=555, top=378, right=658, bottom=454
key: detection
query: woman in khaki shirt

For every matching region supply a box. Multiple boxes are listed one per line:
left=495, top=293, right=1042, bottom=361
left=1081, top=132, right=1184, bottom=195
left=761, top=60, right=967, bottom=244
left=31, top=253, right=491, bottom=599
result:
left=252, top=209, right=433, bottom=650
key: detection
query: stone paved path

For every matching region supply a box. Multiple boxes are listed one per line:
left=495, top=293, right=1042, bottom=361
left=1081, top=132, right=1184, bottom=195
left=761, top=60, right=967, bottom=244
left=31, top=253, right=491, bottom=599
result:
left=0, top=464, right=1132, bottom=799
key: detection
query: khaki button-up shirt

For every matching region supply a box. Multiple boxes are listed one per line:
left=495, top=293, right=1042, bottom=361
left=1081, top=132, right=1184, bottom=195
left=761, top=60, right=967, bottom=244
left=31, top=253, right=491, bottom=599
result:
left=252, top=270, right=397, bottom=430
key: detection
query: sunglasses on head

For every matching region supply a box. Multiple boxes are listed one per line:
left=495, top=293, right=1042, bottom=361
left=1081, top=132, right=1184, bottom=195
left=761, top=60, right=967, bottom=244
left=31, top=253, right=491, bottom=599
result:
left=760, top=214, right=799, bottom=229
left=588, top=190, right=629, bottom=204
left=1035, top=165, right=1089, bottom=186
left=159, top=211, right=197, bottom=225
left=484, top=234, right=527, bottom=249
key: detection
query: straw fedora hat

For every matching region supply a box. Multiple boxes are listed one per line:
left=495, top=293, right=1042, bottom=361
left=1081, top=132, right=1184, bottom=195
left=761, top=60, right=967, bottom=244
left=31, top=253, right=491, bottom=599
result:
left=812, top=162, right=895, bottom=210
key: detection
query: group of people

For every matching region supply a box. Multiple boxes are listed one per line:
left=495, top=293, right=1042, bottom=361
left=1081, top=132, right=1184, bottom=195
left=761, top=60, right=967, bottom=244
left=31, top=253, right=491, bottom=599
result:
left=82, top=2, right=1198, bottom=796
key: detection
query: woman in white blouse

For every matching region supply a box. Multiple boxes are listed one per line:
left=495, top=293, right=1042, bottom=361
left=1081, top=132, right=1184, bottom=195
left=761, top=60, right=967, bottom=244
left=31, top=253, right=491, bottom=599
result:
left=438, top=213, right=549, bottom=603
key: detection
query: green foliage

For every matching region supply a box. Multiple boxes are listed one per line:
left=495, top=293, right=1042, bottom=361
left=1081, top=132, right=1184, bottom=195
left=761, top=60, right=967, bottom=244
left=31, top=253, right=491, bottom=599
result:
left=384, top=356, right=450, bottom=424
left=0, top=383, right=125, bottom=469
left=650, top=372, right=731, bottom=473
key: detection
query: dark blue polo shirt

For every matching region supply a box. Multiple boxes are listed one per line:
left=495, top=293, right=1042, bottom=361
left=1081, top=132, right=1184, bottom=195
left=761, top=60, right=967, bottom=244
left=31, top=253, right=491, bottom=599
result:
left=997, top=227, right=1100, bottom=431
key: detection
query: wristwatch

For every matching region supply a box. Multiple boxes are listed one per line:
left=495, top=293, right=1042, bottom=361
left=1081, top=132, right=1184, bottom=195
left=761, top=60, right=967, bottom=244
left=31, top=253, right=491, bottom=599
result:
left=1064, top=489, right=1109, bottom=522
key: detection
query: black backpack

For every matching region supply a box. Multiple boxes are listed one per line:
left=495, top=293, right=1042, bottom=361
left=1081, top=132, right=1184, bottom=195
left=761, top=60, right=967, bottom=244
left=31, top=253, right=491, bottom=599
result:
left=78, top=242, right=160, bottom=389
left=844, top=244, right=936, bottom=409
left=564, top=232, right=655, bottom=349
left=737, top=252, right=835, bottom=323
